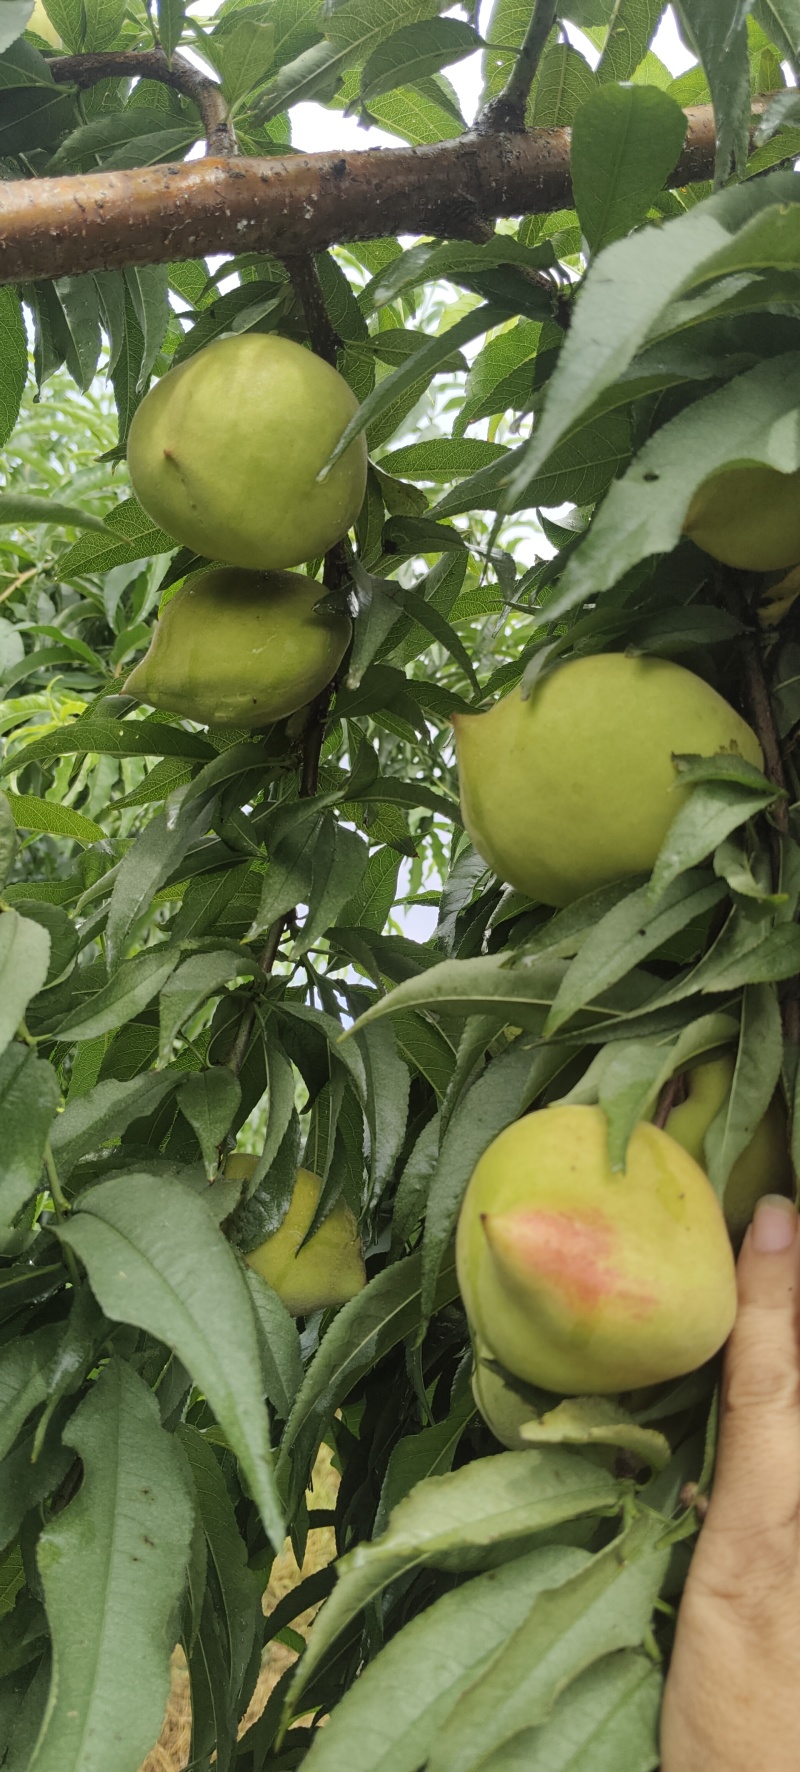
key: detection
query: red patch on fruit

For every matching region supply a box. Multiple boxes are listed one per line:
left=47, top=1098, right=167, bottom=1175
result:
left=482, top=1209, right=656, bottom=1319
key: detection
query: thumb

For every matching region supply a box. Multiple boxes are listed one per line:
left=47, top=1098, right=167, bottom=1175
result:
left=707, top=1194, right=800, bottom=1534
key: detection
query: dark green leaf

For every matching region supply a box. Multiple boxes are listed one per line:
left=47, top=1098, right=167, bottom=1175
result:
left=33, top=1360, right=194, bottom=1772
left=572, top=85, right=688, bottom=254
left=57, top=1173, right=285, bottom=1546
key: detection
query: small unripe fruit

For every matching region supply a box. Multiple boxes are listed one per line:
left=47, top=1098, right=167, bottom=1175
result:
left=455, top=654, right=761, bottom=908
left=665, top=1055, right=792, bottom=1246
left=684, top=464, right=800, bottom=572
left=127, top=333, right=368, bottom=570
left=456, top=1105, right=736, bottom=1395
left=228, top=1158, right=367, bottom=1315
left=125, top=566, right=351, bottom=727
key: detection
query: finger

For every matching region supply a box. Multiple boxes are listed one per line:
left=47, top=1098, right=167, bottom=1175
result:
left=708, top=1194, right=800, bottom=1534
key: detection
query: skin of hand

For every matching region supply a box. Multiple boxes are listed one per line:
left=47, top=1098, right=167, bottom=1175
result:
left=660, top=1193, right=800, bottom=1772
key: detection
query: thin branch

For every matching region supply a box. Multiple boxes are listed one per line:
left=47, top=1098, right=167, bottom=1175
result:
left=284, top=254, right=342, bottom=366
left=741, top=631, right=789, bottom=834
left=45, top=1141, right=81, bottom=1286
left=653, top=1070, right=688, bottom=1129
left=224, top=667, right=337, bottom=1076
left=0, top=101, right=764, bottom=286
left=476, top=0, right=559, bottom=135
left=49, top=48, right=237, bottom=156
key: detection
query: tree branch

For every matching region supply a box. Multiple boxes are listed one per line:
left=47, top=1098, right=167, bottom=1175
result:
left=476, top=0, right=559, bottom=135
left=0, top=102, right=756, bottom=286
left=283, top=253, right=341, bottom=366
left=50, top=48, right=237, bottom=156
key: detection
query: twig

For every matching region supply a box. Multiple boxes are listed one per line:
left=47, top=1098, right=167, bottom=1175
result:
left=741, top=632, right=789, bottom=827
left=475, top=0, right=559, bottom=135
left=0, top=102, right=766, bottom=286
left=0, top=564, right=40, bottom=605
left=283, top=255, right=342, bottom=367
left=44, top=1141, right=81, bottom=1286
left=49, top=48, right=236, bottom=156
left=653, top=1071, right=688, bottom=1129
left=225, top=912, right=288, bottom=1075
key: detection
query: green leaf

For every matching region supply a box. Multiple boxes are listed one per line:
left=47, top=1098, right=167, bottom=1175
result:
left=678, top=0, right=752, bottom=180
left=432, top=412, right=631, bottom=520
left=531, top=40, right=599, bottom=126
left=571, top=85, right=689, bottom=254
left=106, top=779, right=221, bottom=969
left=213, top=18, right=276, bottom=103
left=0, top=492, right=108, bottom=532
left=0, top=1419, right=72, bottom=1561
left=157, top=0, right=185, bottom=62
left=337, top=846, right=400, bottom=934
left=705, top=982, right=782, bottom=1193
left=58, top=495, right=175, bottom=577
left=0, top=1324, right=62, bottom=1463
left=49, top=1070, right=178, bottom=1180
left=380, top=438, right=509, bottom=479
left=277, top=1250, right=459, bottom=1491
left=289, top=1449, right=620, bottom=1709
left=82, top=0, right=126, bottom=49
left=547, top=349, right=800, bottom=619
left=699, top=921, right=800, bottom=992
left=360, top=17, right=480, bottom=101
left=176, top=1425, right=261, bottom=1715
left=0, top=288, right=26, bottom=449
left=123, top=266, right=169, bottom=390
left=0, top=792, right=16, bottom=888
left=5, top=793, right=105, bottom=845
left=0, top=1046, right=59, bottom=1246
left=469, top=1650, right=662, bottom=1772
left=545, top=873, right=727, bottom=1035
left=178, top=1069, right=242, bottom=1179
left=375, top=1391, right=476, bottom=1533
left=57, top=1173, right=285, bottom=1547
left=596, top=0, right=665, bottom=81
left=0, top=717, right=214, bottom=779
left=0, top=911, right=51, bottom=1058
left=323, top=304, right=507, bottom=472
left=425, top=1515, right=668, bottom=1772
left=650, top=780, right=779, bottom=901
left=243, top=1265, right=304, bottom=1421
left=55, top=945, right=182, bottom=1042
left=507, top=172, right=800, bottom=501
left=294, top=1543, right=591, bottom=1768
left=520, top=1396, right=671, bottom=1471
left=755, top=0, right=800, bottom=58
left=355, top=1014, right=410, bottom=1199
left=293, top=818, right=369, bottom=954
left=52, top=275, right=101, bottom=393
left=422, top=1039, right=572, bottom=1313
left=33, top=1360, right=194, bottom=1772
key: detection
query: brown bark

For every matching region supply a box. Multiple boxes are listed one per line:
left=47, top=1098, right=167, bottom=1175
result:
left=49, top=49, right=237, bottom=155
left=0, top=104, right=734, bottom=286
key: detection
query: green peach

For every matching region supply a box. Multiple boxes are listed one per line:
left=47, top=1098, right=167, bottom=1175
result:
left=125, top=566, right=350, bottom=728
left=127, top=333, right=368, bottom=570
left=229, top=1158, right=367, bottom=1316
left=456, top=1105, right=737, bottom=1396
left=454, top=653, right=761, bottom=908
left=684, top=464, right=800, bottom=572
left=665, top=1055, right=793, bottom=1246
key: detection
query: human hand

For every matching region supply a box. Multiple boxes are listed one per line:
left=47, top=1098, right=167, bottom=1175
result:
left=661, top=1193, right=800, bottom=1771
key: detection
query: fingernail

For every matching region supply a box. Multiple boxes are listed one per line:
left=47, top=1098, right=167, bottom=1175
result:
left=752, top=1195, right=798, bottom=1254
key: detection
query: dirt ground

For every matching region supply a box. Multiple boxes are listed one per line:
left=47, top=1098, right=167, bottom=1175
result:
left=140, top=1448, right=339, bottom=1772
